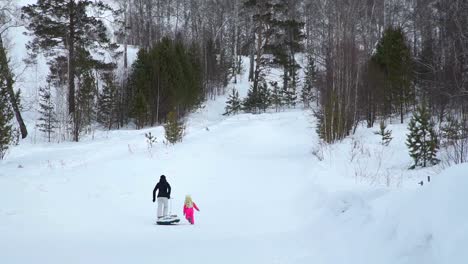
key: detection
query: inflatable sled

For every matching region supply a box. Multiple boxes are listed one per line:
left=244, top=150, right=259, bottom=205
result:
left=156, top=214, right=180, bottom=225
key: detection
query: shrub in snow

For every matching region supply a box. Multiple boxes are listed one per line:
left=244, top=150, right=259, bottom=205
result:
left=283, top=84, right=297, bottom=109
left=98, top=71, right=118, bottom=130
left=406, top=102, right=439, bottom=168
left=243, top=81, right=271, bottom=113
left=440, top=115, right=468, bottom=165
left=270, top=81, right=284, bottom=112
left=223, top=88, right=242, bottom=116
left=374, top=120, right=393, bottom=146
left=164, top=111, right=184, bottom=144
left=145, top=132, right=157, bottom=149
left=302, top=56, right=317, bottom=108
left=133, top=91, right=148, bottom=130
left=37, top=84, right=58, bottom=142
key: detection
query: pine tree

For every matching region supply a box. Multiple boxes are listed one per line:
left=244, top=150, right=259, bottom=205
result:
left=284, top=85, right=297, bottom=108
left=374, top=120, right=393, bottom=146
left=37, top=84, right=57, bottom=142
left=133, top=91, right=148, bottom=129
left=164, top=111, right=184, bottom=144
left=145, top=132, right=157, bottom=149
left=270, top=81, right=284, bottom=112
left=314, top=107, right=326, bottom=140
left=126, top=38, right=203, bottom=127
left=258, top=81, right=271, bottom=112
left=406, top=102, right=439, bottom=168
left=22, top=0, right=117, bottom=142
left=302, top=56, right=317, bottom=108
left=243, top=81, right=271, bottom=113
left=373, top=27, right=413, bottom=123
left=98, top=71, right=118, bottom=130
left=268, top=0, right=304, bottom=98
left=76, top=70, right=97, bottom=135
left=0, top=86, right=13, bottom=159
left=223, top=89, right=242, bottom=116
left=0, top=36, right=27, bottom=139
left=243, top=85, right=259, bottom=113
left=441, top=115, right=468, bottom=164
left=243, top=0, right=280, bottom=104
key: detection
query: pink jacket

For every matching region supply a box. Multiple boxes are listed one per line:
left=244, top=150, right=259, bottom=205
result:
left=183, top=202, right=199, bottom=216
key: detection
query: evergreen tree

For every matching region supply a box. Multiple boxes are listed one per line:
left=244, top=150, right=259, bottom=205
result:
left=243, top=85, right=260, bottom=113
left=243, top=81, right=271, bottom=113
left=76, top=70, right=97, bottom=135
left=270, top=81, right=284, bottom=112
left=133, top=91, right=148, bottom=130
left=37, top=84, right=57, bottom=142
left=98, top=71, right=118, bottom=130
left=406, top=102, right=439, bottom=168
left=302, top=56, right=317, bottom=108
left=164, top=111, right=184, bottom=144
left=0, top=36, right=27, bottom=139
left=374, top=120, right=393, bottom=146
left=0, top=86, right=13, bottom=159
left=373, top=27, right=413, bottom=123
left=268, top=0, right=304, bottom=97
left=145, top=132, right=157, bottom=149
left=22, top=0, right=117, bottom=142
left=441, top=115, right=468, bottom=164
left=283, top=85, right=297, bottom=108
left=126, top=38, right=203, bottom=127
left=314, top=107, right=326, bottom=141
left=223, top=89, right=242, bottom=116
left=258, top=81, right=271, bottom=112
left=243, top=0, right=280, bottom=104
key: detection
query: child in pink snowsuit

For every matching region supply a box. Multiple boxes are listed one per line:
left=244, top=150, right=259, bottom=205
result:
left=183, top=195, right=200, bottom=224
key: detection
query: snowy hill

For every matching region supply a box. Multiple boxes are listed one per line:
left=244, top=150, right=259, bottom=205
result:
left=1, top=1, right=467, bottom=263
left=2, top=60, right=468, bottom=263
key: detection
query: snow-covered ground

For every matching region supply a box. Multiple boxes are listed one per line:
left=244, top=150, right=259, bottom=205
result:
left=1, top=2, right=468, bottom=263
left=2, top=69, right=468, bottom=263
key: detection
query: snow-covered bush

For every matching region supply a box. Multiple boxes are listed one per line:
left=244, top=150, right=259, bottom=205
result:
left=164, top=111, right=184, bottom=144
left=406, top=102, right=439, bottom=169
left=374, top=120, right=393, bottom=146
left=145, top=132, right=157, bottom=149
left=440, top=115, right=468, bottom=166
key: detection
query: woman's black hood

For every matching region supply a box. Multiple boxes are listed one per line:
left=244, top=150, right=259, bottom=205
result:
left=159, top=175, right=167, bottom=183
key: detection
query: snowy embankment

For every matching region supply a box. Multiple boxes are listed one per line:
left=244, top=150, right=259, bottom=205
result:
left=1, top=72, right=468, bottom=263
left=1, top=2, right=467, bottom=262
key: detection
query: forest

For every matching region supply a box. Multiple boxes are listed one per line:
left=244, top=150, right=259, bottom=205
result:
left=0, top=0, right=466, bottom=166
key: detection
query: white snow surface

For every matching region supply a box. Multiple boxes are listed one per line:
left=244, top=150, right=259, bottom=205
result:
left=1, top=68, right=468, bottom=263
left=1, top=2, right=467, bottom=263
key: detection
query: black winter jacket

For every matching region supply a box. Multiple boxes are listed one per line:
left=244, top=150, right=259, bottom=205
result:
left=153, top=179, right=171, bottom=200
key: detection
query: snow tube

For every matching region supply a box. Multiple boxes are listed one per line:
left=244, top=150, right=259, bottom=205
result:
left=156, top=215, right=180, bottom=225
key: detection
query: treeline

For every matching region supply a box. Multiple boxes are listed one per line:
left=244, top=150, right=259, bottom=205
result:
left=115, top=0, right=233, bottom=99
left=0, top=0, right=467, bottom=164
left=305, top=0, right=468, bottom=145
left=15, top=0, right=225, bottom=146
left=125, top=38, right=203, bottom=128
left=0, top=4, right=25, bottom=159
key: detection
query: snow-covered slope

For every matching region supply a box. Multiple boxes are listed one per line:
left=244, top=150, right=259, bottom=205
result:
left=1, top=66, right=468, bottom=263
left=1, top=2, right=467, bottom=263
left=5, top=0, right=139, bottom=143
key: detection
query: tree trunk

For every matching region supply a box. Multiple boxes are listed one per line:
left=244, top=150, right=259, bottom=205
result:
left=5, top=75, right=27, bottom=139
left=248, top=16, right=255, bottom=82
left=233, top=0, right=239, bottom=84
left=0, top=36, right=28, bottom=139
left=68, top=1, right=77, bottom=141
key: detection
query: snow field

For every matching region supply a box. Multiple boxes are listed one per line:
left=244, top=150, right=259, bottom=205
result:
left=1, top=2, right=467, bottom=262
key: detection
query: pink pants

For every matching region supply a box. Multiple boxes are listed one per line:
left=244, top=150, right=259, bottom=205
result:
left=183, top=203, right=199, bottom=225
left=185, top=210, right=195, bottom=224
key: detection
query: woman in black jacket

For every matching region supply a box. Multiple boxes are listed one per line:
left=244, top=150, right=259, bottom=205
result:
left=152, top=175, right=171, bottom=218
